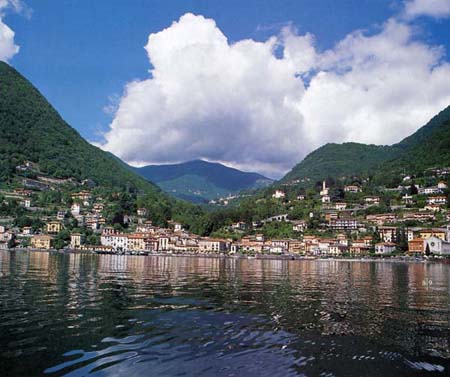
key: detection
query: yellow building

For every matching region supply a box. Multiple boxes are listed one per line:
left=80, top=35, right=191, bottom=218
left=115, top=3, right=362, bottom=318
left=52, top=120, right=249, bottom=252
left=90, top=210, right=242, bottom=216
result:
left=46, top=221, right=63, bottom=234
left=70, top=233, right=83, bottom=249
left=419, top=229, right=446, bottom=241
left=127, top=234, right=147, bottom=251
left=31, top=235, right=53, bottom=249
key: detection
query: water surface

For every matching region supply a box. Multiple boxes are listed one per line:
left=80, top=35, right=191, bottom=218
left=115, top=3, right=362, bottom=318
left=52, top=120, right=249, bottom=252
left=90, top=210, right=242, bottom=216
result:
left=1, top=251, right=450, bottom=376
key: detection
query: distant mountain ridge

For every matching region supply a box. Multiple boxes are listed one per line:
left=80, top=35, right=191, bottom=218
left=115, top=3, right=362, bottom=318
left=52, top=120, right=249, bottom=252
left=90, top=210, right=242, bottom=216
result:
left=281, top=105, right=450, bottom=185
left=134, top=160, right=273, bottom=203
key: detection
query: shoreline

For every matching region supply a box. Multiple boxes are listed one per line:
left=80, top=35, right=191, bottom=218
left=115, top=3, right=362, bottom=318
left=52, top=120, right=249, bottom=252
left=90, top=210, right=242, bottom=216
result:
left=5, top=247, right=449, bottom=264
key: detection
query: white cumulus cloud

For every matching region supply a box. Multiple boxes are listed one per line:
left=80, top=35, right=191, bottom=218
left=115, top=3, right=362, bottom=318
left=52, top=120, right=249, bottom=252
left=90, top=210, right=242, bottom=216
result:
left=0, top=0, right=25, bottom=62
left=403, top=0, right=450, bottom=19
left=100, top=12, right=450, bottom=178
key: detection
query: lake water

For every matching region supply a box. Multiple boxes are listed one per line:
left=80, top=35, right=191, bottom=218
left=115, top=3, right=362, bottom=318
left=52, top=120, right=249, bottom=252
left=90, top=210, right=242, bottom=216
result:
left=1, top=251, right=450, bottom=376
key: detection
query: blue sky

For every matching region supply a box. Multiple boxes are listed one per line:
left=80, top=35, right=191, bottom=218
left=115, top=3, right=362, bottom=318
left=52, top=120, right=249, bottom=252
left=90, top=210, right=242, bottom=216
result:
left=2, top=0, right=450, bottom=177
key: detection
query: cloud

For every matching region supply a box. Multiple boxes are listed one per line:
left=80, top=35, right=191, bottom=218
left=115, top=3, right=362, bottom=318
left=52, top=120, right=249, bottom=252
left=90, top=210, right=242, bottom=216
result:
left=0, top=0, right=27, bottom=62
left=403, top=0, right=450, bottom=19
left=100, top=13, right=450, bottom=178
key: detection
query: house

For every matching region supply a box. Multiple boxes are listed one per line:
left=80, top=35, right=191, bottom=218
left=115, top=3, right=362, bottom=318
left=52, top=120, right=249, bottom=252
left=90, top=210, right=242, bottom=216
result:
left=46, top=221, right=63, bottom=234
left=335, top=202, right=347, bottom=211
left=93, top=203, right=104, bottom=213
left=378, top=226, right=397, bottom=242
left=402, top=194, right=414, bottom=204
left=427, top=196, right=447, bottom=205
left=57, top=211, right=66, bottom=221
left=329, top=217, right=359, bottom=231
left=22, top=226, right=32, bottom=235
left=198, top=238, right=228, bottom=253
left=128, top=233, right=147, bottom=251
left=71, top=203, right=81, bottom=216
left=100, top=233, right=129, bottom=251
left=325, top=211, right=338, bottom=222
left=231, top=221, right=247, bottom=230
left=408, top=238, right=424, bottom=254
left=438, top=181, right=448, bottom=190
left=292, top=220, right=307, bottom=232
left=424, top=204, right=442, bottom=212
left=288, top=240, right=303, bottom=253
left=22, top=199, right=31, bottom=208
left=364, top=196, right=381, bottom=206
left=145, top=237, right=159, bottom=252
left=329, top=243, right=348, bottom=256
left=349, top=244, right=371, bottom=255
left=272, top=190, right=286, bottom=199
left=70, top=233, right=84, bottom=249
left=137, top=208, right=148, bottom=217
left=318, top=239, right=335, bottom=255
left=158, top=236, right=170, bottom=251
left=271, top=239, right=290, bottom=253
left=419, top=187, right=442, bottom=195
left=366, top=213, right=396, bottom=226
left=363, top=236, right=374, bottom=246
left=419, top=229, right=447, bottom=241
left=31, top=235, right=53, bottom=249
left=321, top=195, right=331, bottom=204
left=344, top=185, right=361, bottom=193
left=424, top=236, right=450, bottom=256
left=375, top=242, right=396, bottom=255
left=297, top=195, right=305, bottom=201
left=402, top=212, right=435, bottom=222
left=336, top=233, right=349, bottom=246
left=264, top=214, right=288, bottom=223
left=71, top=191, right=92, bottom=205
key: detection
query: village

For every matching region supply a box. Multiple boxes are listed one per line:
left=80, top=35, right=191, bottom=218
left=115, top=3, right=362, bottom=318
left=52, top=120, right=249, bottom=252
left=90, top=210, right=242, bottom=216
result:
left=2, top=165, right=450, bottom=258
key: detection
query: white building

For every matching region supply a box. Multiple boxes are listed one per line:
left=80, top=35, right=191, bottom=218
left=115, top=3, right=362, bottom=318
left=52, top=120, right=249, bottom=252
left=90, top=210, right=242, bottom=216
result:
left=321, top=195, right=331, bottom=204
left=419, top=187, right=442, bottom=195
left=101, top=234, right=128, bottom=251
left=320, top=181, right=329, bottom=197
left=375, top=242, right=396, bottom=255
left=71, top=203, right=81, bottom=216
left=424, top=236, right=450, bottom=256
left=344, top=185, right=361, bottom=193
left=272, top=190, right=286, bottom=199
left=335, top=202, right=347, bottom=210
left=427, top=196, right=447, bottom=205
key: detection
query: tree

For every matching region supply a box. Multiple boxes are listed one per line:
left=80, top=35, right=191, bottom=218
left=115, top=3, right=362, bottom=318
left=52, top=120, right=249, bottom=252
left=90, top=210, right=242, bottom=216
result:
left=87, top=234, right=100, bottom=245
left=54, top=229, right=70, bottom=250
left=425, top=242, right=431, bottom=256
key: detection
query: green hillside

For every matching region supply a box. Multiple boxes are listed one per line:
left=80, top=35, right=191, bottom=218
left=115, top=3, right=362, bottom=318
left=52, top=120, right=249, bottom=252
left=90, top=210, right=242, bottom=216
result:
left=281, top=142, right=400, bottom=184
left=281, top=105, right=450, bottom=185
left=0, top=61, right=208, bottom=230
left=0, top=62, right=158, bottom=193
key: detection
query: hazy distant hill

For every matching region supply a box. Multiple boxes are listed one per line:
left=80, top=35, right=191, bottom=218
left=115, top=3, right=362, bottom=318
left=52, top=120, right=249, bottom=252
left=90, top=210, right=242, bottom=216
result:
left=134, top=160, right=273, bottom=203
left=280, top=105, right=450, bottom=185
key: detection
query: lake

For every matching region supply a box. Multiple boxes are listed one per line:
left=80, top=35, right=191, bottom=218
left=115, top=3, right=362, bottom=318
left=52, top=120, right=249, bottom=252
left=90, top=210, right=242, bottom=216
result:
left=1, top=250, right=450, bottom=376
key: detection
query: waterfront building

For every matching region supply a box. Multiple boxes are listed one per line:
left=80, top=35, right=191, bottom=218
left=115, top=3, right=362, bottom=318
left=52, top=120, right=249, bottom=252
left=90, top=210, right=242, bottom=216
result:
left=31, top=235, right=53, bottom=249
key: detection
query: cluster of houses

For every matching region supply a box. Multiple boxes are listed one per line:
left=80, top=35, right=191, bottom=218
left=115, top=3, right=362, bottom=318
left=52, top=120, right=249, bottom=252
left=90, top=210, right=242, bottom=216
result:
left=2, top=173, right=450, bottom=258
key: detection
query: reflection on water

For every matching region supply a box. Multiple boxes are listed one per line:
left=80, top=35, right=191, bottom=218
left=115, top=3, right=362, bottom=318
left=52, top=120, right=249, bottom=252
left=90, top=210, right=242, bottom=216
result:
left=1, top=251, right=450, bottom=376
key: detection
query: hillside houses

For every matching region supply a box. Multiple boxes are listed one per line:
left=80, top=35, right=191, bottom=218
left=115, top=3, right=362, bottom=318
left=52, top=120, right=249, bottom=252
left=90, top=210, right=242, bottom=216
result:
left=344, top=185, right=362, bottom=193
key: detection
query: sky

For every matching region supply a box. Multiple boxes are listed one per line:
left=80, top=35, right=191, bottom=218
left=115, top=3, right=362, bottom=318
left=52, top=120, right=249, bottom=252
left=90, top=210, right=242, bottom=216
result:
left=2, top=0, right=450, bottom=178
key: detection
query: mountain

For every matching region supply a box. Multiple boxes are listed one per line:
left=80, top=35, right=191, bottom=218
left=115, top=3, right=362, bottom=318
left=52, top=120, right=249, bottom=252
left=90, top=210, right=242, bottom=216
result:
left=0, top=61, right=202, bottom=227
left=134, top=160, right=273, bottom=203
left=281, top=142, right=400, bottom=184
left=281, top=105, right=450, bottom=185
